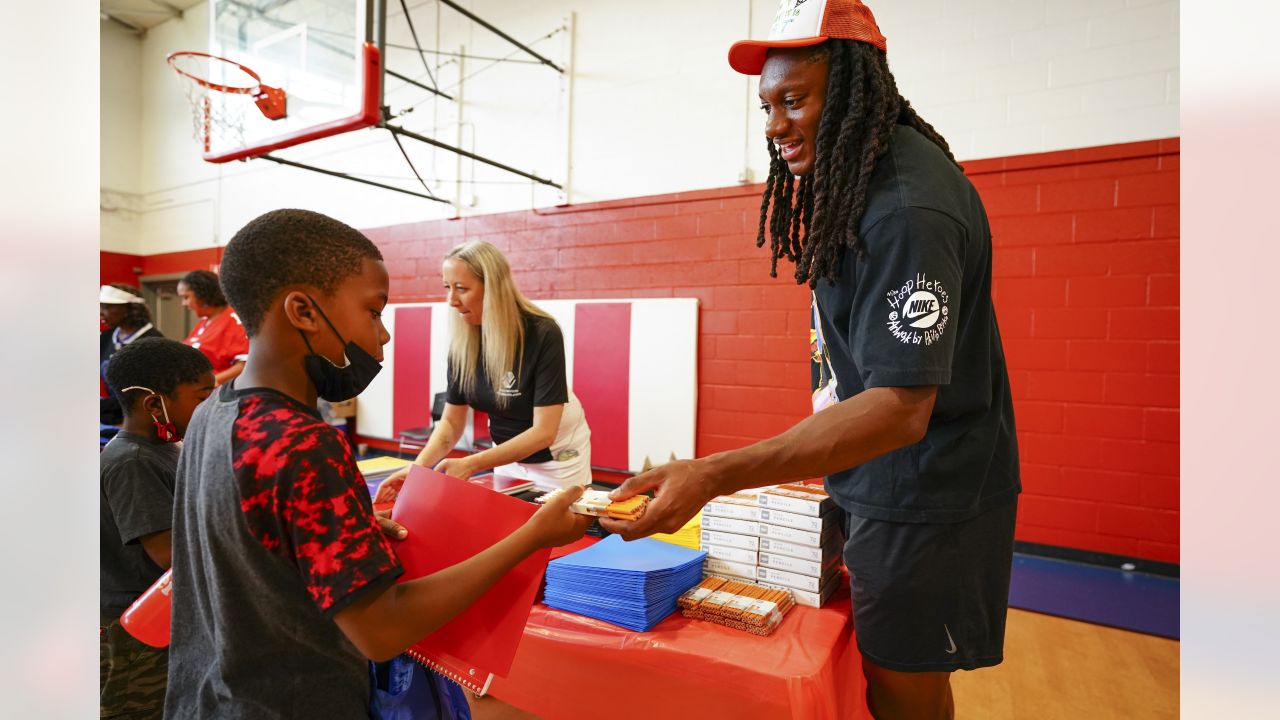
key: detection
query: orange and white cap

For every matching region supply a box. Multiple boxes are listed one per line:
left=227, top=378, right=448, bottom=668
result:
left=728, top=0, right=888, bottom=76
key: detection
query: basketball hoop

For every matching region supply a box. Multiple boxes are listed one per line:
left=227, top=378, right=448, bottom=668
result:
left=166, top=51, right=288, bottom=153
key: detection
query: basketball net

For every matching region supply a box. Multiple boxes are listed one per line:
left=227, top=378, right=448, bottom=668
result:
left=167, top=52, right=259, bottom=154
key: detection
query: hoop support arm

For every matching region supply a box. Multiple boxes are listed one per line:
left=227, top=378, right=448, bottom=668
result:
left=258, top=154, right=451, bottom=204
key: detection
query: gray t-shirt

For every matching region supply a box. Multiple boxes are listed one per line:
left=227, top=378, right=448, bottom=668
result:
left=815, top=125, right=1020, bottom=523
left=165, top=384, right=402, bottom=719
left=100, top=430, right=178, bottom=617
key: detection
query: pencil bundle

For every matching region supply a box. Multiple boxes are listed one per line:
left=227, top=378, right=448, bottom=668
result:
left=677, top=576, right=794, bottom=636
left=536, top=488, right=649, bottom=521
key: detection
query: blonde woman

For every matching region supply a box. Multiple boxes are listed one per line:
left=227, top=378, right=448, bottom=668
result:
left=376, top=240, right=591, bottom=498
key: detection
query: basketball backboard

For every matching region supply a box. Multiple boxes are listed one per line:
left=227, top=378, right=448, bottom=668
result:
left=185, top=0, right=381, bottom=162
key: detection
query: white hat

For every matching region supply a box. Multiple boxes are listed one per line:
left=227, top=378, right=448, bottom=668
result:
left=100, top=285, right=145, bottom=304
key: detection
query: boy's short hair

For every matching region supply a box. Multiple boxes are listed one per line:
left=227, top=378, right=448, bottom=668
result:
left=105, top=338, right=213, bottom=410
left=219, top=209, right=383, bottom=336
left=180, top=269, right=228, bottom=307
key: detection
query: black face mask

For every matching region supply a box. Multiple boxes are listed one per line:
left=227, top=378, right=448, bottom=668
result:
left=299, top=295, right=382, bottom=402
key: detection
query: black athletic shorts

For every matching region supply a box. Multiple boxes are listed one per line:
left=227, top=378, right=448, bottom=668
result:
left=843, top=497, right=1018, bottom=673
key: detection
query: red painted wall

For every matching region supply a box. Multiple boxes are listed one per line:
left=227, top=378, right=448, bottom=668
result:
left=101, top=251, right=144, bottom=287
left=98, top=247, right=222, bottom=283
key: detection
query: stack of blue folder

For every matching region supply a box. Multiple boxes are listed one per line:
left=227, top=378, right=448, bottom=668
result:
left=543, top=535, right=707, bottom=632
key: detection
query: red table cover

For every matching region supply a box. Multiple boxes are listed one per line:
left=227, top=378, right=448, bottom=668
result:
left=488, top=581, right=870, bottom=719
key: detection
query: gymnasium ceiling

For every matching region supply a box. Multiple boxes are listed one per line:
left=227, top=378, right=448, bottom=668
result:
left=101, top=0, right=206, bottom=34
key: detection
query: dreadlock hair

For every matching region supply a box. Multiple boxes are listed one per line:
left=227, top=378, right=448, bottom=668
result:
left=108, top=283, right=154, bottom=329
left=105, top=337, right=213, bottom=413
left=755, top=39, right=961, bottom=288
left=219, top=209, right=383, bottom=336
left=180, top=269, right=228, bottom=308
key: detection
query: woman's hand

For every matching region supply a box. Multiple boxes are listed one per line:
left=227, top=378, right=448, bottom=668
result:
left=434, top=457, right=477, bottom=482
left=522, top=486, right=592, bottom=549
left=372, top=467, right=410, bottom=504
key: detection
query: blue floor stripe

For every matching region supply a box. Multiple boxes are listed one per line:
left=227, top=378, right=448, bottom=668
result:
left=1008, top=553, right=1179, bottom=640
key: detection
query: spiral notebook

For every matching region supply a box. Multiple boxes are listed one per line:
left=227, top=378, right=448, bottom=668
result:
left=390, top=465, right=549, bottom=695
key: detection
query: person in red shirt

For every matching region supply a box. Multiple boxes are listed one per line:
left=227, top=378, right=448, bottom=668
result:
left=177, top=269, right=249, bottom=386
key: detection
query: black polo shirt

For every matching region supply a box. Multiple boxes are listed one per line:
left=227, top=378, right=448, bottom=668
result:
left=446, top=313, right=569, bottom=464
left=814, top=125, right=1020, bottom=523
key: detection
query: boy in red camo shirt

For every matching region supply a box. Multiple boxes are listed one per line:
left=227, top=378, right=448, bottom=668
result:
left=164, top=209, right=589, bottom=719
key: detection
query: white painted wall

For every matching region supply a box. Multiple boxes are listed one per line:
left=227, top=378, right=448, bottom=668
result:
left=102, top=0, right=1179, bottom=256
left=101, top=22, right=144, bottom=253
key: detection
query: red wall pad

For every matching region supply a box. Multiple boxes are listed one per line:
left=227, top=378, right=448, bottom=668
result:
left=392, top=306, right=432, bottom=437
left=573, top=303, right=631, bottom=470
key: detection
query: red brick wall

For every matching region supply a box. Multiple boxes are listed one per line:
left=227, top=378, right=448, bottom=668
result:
left=968, top=138, right=1179, bottom=563
left=363, top=137, right=1178, bottom=563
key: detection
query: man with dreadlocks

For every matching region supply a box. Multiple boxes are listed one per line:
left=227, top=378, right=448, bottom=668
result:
left=603, top=2, right=1020, bottom=718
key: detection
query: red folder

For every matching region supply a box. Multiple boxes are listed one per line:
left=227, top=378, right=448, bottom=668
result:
left=390, top=465, right=549, bottom=694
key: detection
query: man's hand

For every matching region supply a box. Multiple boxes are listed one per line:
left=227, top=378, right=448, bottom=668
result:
left=372, top=467, right=410, bottom=504
left=374, top=508, right=408, bottom=539
left=599, top=459, right=716, bottom=541
left=434, top=457, right=476, bottom=482
left=523, top=485, right=592, bottom=548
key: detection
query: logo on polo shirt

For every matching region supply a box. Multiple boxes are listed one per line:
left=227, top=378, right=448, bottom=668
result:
left=885, top=273, right=951, bottom=346
left=498, top=370, right=521, bottom=398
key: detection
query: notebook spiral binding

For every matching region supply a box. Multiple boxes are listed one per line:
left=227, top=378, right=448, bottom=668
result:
left=404, top=647, right=495, bottom=697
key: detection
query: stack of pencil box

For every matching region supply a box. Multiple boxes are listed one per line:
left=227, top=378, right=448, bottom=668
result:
left=698, top=483, right=844, bottom=608
left=677, top=576, right=795, bottom=636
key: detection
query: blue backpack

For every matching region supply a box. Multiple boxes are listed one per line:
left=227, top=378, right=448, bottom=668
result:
left=369, top=655, right=472, bottom=720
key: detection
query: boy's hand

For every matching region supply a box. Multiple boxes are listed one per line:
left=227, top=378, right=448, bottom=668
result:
left=523, top=485, right=592, bottom=548
left=374, top=508, right=408, bottom=539
left=372, top=468, right=409, bottom=504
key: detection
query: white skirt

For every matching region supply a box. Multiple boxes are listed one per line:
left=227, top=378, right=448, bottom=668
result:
left=494, top=390, right=592, bottom=491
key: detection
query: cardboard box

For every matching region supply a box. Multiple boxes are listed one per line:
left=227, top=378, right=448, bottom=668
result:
left=756, top=564, right=841, bottom=593
left=702, top=515, right=760, bottom=536
left=700, top=530, right=759, bottom=551
left=755, top=520, right=838, bottom=548
left=759, top=534, right=842, bottom=564
left=756, top=483, right=834, bottom=517
left=758, top=551, right=836, bottom=578
left=758, top=506, right=835, bottom=533
left=703, top=501, right=763, bottom=522
left=703, top=544, right=758, bottom=565
left=760, top=574, right=841, bottom=608
left=704, top=558, right=759, bottom=581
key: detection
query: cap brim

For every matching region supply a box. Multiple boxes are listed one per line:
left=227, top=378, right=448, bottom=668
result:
left=727, top=37, right=829, bottom=75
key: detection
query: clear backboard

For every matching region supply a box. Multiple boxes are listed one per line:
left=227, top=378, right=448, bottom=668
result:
left=182, top=0, right=381, bottom=162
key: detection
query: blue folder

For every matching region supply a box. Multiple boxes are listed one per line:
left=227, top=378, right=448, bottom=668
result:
left=543, top=535, right=706, bottom=632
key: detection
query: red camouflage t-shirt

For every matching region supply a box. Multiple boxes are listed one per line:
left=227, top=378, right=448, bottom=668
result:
left=165, top=385, right=403, bottom=718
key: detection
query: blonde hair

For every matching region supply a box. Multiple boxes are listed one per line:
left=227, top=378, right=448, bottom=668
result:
left=445, top=240, right=552, bottom=407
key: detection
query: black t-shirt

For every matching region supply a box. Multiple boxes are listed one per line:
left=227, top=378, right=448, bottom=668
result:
left=100, top=430, right=179, bottom=617
left=446, top=313, right=569, bottom=464
left=165, top=384, right=403, bottom=719
left=814, top=125, right=1020, bottom=524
